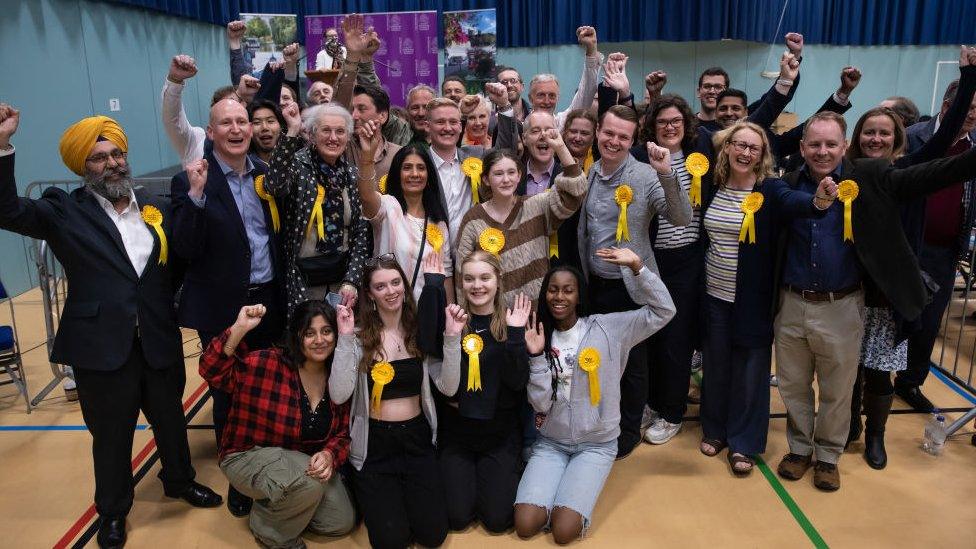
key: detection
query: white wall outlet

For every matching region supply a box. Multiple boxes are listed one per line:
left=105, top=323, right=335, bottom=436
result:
left=109, top=98, right=121, bottom=112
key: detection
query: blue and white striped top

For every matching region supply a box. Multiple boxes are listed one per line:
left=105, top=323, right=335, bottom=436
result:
left=654, top=151, right=702, bottom=250
left=704, top=187, right=753, bottom=302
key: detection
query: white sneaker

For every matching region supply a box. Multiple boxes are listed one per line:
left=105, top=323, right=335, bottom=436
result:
left=644, top=418, right=682, bottom=444
left=769, top=374, right=779, bottom=387
left=640, top=406, right=659, bottom=433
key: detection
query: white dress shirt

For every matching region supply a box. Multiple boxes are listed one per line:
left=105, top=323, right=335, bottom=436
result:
left=90, top=190, right=155, bottom=277
left=161, top=79, right=206, bottom=166
left=431, top=148, right=470, bottom=246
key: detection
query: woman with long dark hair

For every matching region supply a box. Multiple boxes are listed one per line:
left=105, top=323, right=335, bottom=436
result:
left=199, top=300, right=356, bottom=548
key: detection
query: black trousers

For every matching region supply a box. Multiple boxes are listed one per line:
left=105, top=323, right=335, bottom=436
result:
left=354, top=415, right=448, bottom=549
left=900, top=244, right=957, bottom=390
left=648, top=243, right=701, bottom=424
left=589, top=275, right=649, bottom=454
left=439, top=424, right=521, bottom=533
left=73, top=333, right=194, bottom=518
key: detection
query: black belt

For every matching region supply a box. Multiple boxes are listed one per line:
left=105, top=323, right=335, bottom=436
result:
left=786, top=285, right=861, bottom=302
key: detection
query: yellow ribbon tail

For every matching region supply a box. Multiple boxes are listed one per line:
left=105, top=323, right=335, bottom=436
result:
left=370, top=382, right=384, bottom=414
left=268, top=198, right=280, bottom=233
left=616, top=204, right=630, bottom=242
left=470, top=175, right=480, bottom=204
left=690, top=175, right=702, bottom=207
left=307, top=206, right=325, bottom=241
left=152, top=224, right=168, bottom=265
left=549, top=232, right=559, bottom=258
left=843, top=199, right=854, bottom=242
left=466, top=353, right=482, bottom=391
left=587, top=370, right=600, bottom=406
left=739, top=212, right=757, bottom=244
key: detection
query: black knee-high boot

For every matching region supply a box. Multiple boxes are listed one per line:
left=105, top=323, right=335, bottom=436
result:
left=863, top=391, right=894, bottom=469
left=846, top=366, right=864, bottom=448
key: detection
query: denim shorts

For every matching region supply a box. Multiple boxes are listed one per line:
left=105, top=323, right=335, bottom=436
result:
left=514, top=435, right=617, bottom=531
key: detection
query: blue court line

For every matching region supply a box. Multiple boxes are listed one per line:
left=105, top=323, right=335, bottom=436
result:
left=0, top=424, right=148, bottom=431
left=929, top=365, right=976, bottom=405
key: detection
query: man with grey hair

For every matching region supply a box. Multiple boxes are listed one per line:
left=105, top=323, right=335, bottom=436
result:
left=406, top=84, right=437, bottom=143
left=308, top=81, right=334, bottom=105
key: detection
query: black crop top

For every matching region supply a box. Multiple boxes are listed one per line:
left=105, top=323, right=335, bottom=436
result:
left=367, top=357, right=423, bottom=399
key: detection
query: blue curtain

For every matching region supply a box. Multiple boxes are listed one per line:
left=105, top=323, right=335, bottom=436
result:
left=108, top=0, right=976, bottom=46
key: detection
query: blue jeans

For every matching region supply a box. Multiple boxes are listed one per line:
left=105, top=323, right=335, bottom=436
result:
left=514, top=436, right=616, bottom=531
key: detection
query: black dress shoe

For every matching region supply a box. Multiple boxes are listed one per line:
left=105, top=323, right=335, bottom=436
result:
left=227, top=485, right=253, bottom=517
left=895, top=386, right=935, bottom=413
left=169, top=481, right=223, bottom=508
left=97, top=516, right=126, bottom=549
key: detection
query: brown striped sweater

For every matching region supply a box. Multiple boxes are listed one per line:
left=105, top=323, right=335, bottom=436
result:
left=454, top=164, right=587, bottom=306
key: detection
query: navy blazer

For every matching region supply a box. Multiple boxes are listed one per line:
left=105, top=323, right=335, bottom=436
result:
left=170, top=150, right=284, bottom=333
left=0, top=152, right=183, bottom=371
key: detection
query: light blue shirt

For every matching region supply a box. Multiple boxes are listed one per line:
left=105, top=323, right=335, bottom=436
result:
left=212, top=152, right=273, bottom=284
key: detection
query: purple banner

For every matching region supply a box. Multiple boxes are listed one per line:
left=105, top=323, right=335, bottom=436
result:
left=305, top=11, right=439, bottom=107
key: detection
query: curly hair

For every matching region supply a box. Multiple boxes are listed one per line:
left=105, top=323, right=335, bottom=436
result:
left=639, top=94, right=697, bottom=152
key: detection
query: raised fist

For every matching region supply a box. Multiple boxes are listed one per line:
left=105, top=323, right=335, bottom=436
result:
left=784, top=32, right=804, bottom=56
left=168, top=55, right=197, bottom=84
left=839, top=66, right=862, bottom=94
left=227, top=20, right=246, bottom=44
left=0, top=103, right=20, bottom=147
left=576, top=26, right=598, bottom=55
left=185, top=158, right=209, bottom=199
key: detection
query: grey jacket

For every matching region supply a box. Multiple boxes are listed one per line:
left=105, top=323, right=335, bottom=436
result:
left=577, top=154, right=692, bottom=286
left=527, top=266, right=676, bottom=445
left=330, top=333, right=462, bottom=470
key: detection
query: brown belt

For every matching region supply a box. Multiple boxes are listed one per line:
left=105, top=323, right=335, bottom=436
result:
left=786, top=285, right=861, bottom=302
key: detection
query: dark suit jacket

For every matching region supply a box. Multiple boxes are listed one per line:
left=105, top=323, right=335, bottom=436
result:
left=0, top=152, right=183, bottom=371
left=777, top=148, right=976, bottom=321
left=170, top=151, right=283, bottom=333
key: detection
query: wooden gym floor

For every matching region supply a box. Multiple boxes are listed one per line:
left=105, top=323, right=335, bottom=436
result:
left=1, top=286, right=974, bottom=549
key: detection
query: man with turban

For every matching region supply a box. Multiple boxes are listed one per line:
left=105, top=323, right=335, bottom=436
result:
left=0, top=105, right=221, bottom=549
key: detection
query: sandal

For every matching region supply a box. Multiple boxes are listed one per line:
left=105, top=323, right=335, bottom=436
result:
left=728, top=452, right=755, bottom=476
left=699, top=438, right=727, bottom=457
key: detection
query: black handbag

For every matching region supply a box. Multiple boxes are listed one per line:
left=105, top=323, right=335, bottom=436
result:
left=296, top=251, right=350, bottom=287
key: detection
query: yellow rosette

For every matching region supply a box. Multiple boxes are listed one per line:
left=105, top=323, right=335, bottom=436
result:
left=614, top=185, right=633, bottom=242
left=140, top=205, right=168, bottom=265
left=685, top=152, right=709, bottom=207
left=461, top=157, right=483, bottom=204
left=462, top=334, right=484, bottom=391
left=370, top=362, right=395, bottom=413
left=738, top=192, right=764, bottom=244
left=577, top=347, right=601, bottom=406
left=479, top=227, right=505, bottom=256
left=426, top=223, right=444, bottom=253
left=306, top=185, right=325, bottom=241
left=253, top=175, right=280, bottom=233
left=837, top=179, right=859, bottom=242
left=378, top=174, right=387, bottom=194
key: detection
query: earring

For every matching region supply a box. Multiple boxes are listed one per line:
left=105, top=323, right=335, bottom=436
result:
left=371, top=299, right=376, bottom=311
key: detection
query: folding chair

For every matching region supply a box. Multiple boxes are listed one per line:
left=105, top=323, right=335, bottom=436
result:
left=0, top=277, right=30, bottom=413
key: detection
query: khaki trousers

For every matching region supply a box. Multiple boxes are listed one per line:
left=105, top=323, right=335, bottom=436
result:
left=774, top=290, right=865, bottom=464
left=221, top=447, right=356, bottom=549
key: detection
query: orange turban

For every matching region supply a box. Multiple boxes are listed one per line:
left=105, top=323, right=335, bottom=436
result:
left=58, top=116, right=128, bottom=176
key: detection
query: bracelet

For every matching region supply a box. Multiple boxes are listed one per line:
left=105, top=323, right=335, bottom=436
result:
left=777, top=78, right=794, bottom=87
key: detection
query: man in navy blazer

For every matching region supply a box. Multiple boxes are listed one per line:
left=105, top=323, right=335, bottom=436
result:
left=169, top=97, right=285, bottom=516
left=0, top=106, right=220, bottom=549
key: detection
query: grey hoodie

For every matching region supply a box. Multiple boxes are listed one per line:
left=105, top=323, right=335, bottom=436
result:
left=528, top=266, right=675, bottom=445
left=330, top=333, right=462, bottom=470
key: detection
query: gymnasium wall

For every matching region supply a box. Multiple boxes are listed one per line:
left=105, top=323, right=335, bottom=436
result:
left=0, top=0, right=963, bottom=296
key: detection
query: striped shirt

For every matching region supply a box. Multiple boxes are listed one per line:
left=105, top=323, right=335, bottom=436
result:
left=704, top=187, right=752, bottom=302
left=654, top=151, right=702, bottom=249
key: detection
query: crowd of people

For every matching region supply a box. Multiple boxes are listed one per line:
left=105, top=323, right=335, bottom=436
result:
left=1, top=12, right=976, bottom=549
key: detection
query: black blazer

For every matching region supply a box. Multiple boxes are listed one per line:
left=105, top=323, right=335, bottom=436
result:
left=170, top=151, right=283, bottom=333
left=0, top=152, right=183, bottom=371
left=777, top=148, right=976, bottom=321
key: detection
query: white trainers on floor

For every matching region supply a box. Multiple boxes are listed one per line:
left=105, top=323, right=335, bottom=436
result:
left=640, top=406, right=659, bottom=433
left=644, top=418, right=682, bottom=444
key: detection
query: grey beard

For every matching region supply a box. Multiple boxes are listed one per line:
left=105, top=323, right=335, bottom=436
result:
left=85, top=167, right=133, bottom=201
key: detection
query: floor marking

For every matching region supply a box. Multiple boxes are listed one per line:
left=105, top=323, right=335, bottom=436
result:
left=756, top=456, right=829, bottom=548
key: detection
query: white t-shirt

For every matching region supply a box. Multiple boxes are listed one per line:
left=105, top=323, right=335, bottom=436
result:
left=430, top=149, right=470, bottom=248
left=369, top=194, right=453, bottom=302
left=550, top=319, right=584, bottom=402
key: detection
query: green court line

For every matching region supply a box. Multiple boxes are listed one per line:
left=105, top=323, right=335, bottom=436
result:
left=755, top=456, right=829, bottom=548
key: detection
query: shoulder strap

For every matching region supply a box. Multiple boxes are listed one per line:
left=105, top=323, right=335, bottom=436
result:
left=411, top=216, right=429, bottom=289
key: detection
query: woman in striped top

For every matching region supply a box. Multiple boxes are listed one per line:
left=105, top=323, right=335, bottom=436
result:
left=454, top=135, right=587, bottom=306
left=700, top=122, right=836, bottom=476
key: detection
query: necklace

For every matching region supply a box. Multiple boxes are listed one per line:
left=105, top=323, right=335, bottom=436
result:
left=383, top=329, right=403, bottom=353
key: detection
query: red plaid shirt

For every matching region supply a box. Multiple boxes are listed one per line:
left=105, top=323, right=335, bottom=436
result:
left=199, top=329, right=351, bottom=464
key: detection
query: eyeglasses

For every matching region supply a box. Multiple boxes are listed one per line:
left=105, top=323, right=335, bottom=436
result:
left=655, top=117, right=684, bottom=128
left=85, top=150, right=127, bottom=165
left=499, top=78, right=521, bottom=86
left=728, top=140, right=763, bottom=156
left=700, top=83, right=726, bottom=92
left=366, top=253, right=397, bottom=267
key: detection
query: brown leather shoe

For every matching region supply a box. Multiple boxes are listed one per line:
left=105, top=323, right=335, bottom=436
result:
left=813, top=462, right=840, bottom=491
left=776, top=453, right=812, bottom=480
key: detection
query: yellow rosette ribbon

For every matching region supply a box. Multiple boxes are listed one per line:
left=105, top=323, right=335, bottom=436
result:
left=837, top=179, right=859, bottom=242
left=614, top=185, right=633, bottom=242
left=306, top=185, right=325, bottom=241
left=370, top=362, right=395, bottom=413
left=577, top=347, right=601, bottom=406
left=549, top=232, right=559, bottom=258
left=253, top=175, right=280, bottom=233
left=479, top=227, right=505, bottom=256
left=140, top=205, right=168, bottom=265
left=685, top=152, right=709, bottom=207
left=461, top=157, right=483, bottom=204
left=426, top=223, right=444, bottom=253
left=462, top=334, right=484, bottom=391
left=378, top=174, right=387, bottom=194
left=738, top=192, right=765, bottom=244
